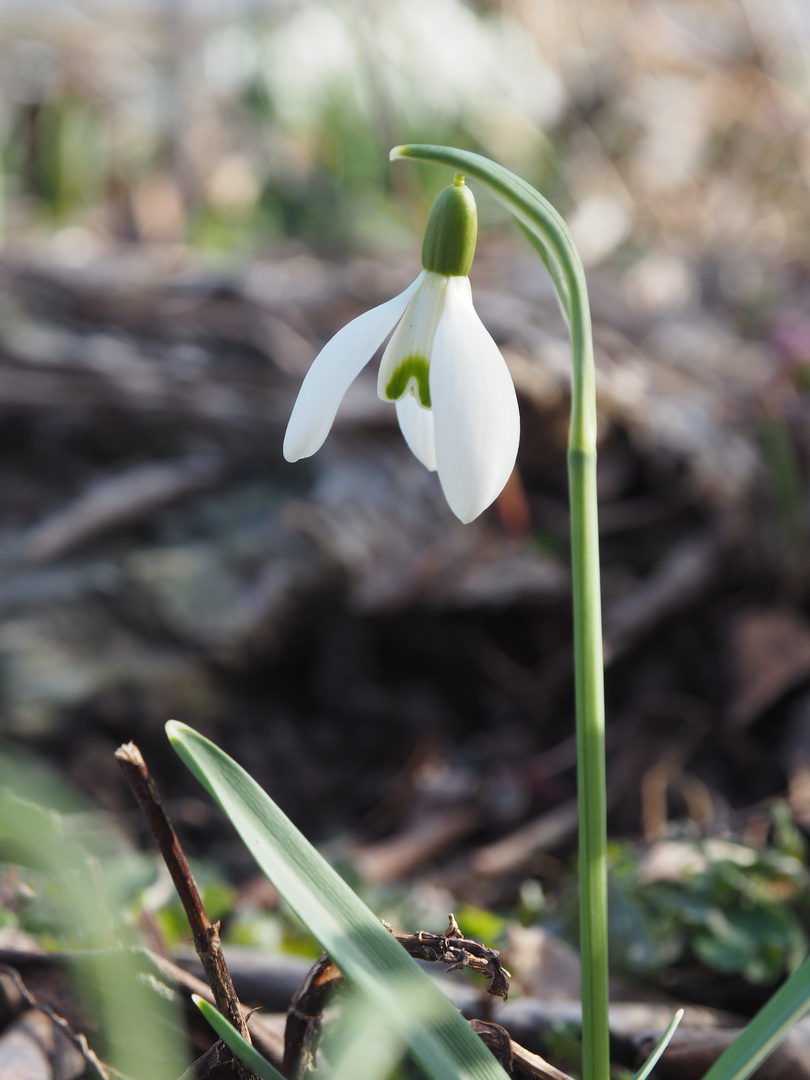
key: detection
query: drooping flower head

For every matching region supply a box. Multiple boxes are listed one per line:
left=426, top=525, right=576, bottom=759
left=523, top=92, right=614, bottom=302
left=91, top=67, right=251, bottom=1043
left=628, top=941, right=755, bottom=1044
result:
left=283, top=175, right=519, bottom=523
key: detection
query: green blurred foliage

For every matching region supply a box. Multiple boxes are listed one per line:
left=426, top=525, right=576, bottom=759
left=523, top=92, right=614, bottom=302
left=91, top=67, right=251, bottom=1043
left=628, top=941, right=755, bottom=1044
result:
left=153, top=874, right=237, bottom=951
left=0, top=751, right=187, bottom=1077
left=452, top=903, right=508, bottom=945
left=32, top=93, right=109, bottom=218
left=603, top=814, right=810, bottom=988
left=0, top=0, right=559, bottom=256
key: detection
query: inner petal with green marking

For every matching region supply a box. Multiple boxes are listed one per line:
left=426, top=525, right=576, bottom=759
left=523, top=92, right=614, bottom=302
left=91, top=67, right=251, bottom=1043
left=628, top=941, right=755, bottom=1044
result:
left=378, top=271, right=447, bottom=409
left=383, top=354, right=431, bottom=406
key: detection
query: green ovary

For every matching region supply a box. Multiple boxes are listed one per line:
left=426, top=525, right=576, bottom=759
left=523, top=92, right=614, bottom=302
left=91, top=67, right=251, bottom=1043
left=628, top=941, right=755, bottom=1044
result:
left=384, top=355, right=431, bottom=407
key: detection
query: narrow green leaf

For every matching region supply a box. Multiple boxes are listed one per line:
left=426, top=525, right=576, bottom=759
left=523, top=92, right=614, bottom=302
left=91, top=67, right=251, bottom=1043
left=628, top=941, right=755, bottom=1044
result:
left=700, top=954, right=810, bottom=1080
left=193, top=995, right=286, bottom=1080
left=169, top=722, right=510, bottom=1080
left=326, top=989, right=410, bottom=1080
left=632, top=1010, right=683, bottom=1080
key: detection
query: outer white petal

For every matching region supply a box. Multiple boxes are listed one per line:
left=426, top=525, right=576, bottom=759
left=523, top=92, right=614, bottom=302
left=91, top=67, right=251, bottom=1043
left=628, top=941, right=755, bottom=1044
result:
left=283, top=273, right=424, bottom=461
left=395, top=395, right=437, bottom=472
left=430, top=276, right=520, bottom=523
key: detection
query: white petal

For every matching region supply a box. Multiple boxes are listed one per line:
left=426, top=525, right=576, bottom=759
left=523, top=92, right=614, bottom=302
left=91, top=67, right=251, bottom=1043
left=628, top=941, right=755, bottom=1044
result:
left=396, top=395, right=437, bottom=471
left=430, top=277, right=520, bottom=523
left=283, top=274, right=423, bottom=461
left=377, top=272, right=447, bottom=406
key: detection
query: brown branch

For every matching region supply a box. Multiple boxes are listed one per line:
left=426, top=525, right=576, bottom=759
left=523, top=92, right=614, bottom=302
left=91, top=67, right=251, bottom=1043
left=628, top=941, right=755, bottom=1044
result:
left=282, top=914, right=513, bottom=1080
left=391, top=913, right=512, bottom=1001
left=469, top=1020, right=513, bottom=1071
left=283, top=954, right=341, bottom=1080
left=283, top=955, right=573, bottom=1080
left=115, top=742, right=257, bottom=1080
left=508, top=1040, right=578, bottom=1080
left=177, top=1039, right=234, bottom=1080
left=469, top=1021, right=577, bottom=1080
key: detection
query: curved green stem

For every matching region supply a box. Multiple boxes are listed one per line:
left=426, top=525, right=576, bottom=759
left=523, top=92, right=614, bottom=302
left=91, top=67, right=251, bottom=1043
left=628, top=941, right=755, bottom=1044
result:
left=392, top=145, right=608, bottom=1080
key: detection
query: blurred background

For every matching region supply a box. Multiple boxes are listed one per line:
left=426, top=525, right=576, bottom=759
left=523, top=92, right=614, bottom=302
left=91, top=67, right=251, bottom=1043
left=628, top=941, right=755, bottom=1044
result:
left=3, top=0, right=810, bottom=1072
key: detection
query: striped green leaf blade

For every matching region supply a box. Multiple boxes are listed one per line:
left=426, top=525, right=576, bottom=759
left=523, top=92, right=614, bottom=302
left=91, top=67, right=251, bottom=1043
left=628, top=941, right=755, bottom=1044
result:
left=700, top=954, right=810, bottom=1080
left=168, top=722, right=510, bottom=1080
left=632, top=1009, right=682, bottom=1080
left=193, top=996, right=286, bottom=1080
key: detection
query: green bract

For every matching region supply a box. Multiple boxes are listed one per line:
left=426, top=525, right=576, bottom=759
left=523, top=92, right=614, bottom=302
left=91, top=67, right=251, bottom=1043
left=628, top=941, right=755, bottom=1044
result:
left=421, top=175, right=477, bottom=277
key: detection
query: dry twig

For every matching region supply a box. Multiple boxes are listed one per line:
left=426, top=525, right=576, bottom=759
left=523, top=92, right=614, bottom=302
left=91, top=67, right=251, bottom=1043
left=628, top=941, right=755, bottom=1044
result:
left=283, top=914, right=515, bottom=1080
left=115, top=742, right=257, bottom=1080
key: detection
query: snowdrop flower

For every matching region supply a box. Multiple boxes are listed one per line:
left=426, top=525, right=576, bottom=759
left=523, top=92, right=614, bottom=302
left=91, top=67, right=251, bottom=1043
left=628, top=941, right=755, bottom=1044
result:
left=283, top=175, right=519, bottom=523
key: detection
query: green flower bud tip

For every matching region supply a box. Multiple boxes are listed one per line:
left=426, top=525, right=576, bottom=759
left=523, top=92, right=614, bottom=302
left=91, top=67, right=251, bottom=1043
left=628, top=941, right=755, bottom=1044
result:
left=421, top=175, right=478, bottom=277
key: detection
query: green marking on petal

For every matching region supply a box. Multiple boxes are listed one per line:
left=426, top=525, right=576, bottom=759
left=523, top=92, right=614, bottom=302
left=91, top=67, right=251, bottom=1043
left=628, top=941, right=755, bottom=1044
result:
left=384, top=355, right=431, bottom=407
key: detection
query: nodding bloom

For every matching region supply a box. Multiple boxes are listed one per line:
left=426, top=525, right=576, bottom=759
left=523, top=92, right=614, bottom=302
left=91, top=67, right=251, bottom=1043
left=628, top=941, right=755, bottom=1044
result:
left=283, top=175, right=519, bottom=523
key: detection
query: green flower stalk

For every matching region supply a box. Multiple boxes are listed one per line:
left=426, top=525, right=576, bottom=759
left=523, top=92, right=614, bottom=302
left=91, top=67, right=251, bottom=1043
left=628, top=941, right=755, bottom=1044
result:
left=387, top=145, right=610, bottom=1080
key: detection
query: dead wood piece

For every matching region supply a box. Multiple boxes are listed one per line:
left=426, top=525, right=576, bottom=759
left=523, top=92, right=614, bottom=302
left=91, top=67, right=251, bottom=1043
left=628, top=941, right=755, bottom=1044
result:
left=392, top=914, right=511, bottom=1001
left=20, top=454, right=224, bottom=566
left=283, top=954, right=341, bottom=1080
left=469, top=1019, right=513, bottom=1071
left=283, top=915, right=511, bottom=1080
left=178, top=1039, right=241, bottom=1080
left=115, top=743, right=257, bottom=1080
left=506, top=1038, right=577, bottom=1080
